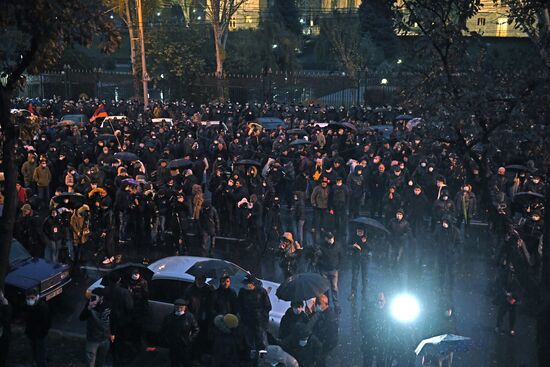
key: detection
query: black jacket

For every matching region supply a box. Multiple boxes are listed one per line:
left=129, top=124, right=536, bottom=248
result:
left=25, top=301, right=51, bottom=340
left=161, top=311, right=200, bottom=348
left=238, top=286, right=272, bottom=327
left=79, top=303, right=112, bottom=343
left=211, top=286, right=239, bottom=316
left=317, top=240, right=342, bottom=271
left=279, top=308, right=309, bottom=340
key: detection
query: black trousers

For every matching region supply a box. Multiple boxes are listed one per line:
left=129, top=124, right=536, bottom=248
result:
left=169, top=345, right=192, bottom=367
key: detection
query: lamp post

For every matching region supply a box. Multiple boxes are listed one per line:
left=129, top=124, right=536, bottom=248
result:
left=63, top=64, right=71, bottom=100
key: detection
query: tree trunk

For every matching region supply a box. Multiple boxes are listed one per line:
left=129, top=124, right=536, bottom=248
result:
left=214, top=29, right=225, bottom=79
left=125, top=0, right=141, bottom=98
left=0, top=87, right=18, bottom=291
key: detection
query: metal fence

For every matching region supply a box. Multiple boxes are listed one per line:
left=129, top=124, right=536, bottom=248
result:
left=22, top=69, right=405, bottom=106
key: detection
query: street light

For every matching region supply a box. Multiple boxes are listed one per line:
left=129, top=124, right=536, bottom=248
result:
left=390, top=294, right=420, bottom=323
left=380, top=78, right=388, bottom=85
left=272, top=44, right=278, bottom=49
left=397, top=59, right=403, bottom=64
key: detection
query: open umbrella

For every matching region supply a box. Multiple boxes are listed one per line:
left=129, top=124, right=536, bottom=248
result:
left=287, top=129, right=307, bottom=136
left=51, top=192, right=85, bottom=209
left=121, top=178, right=139, bottom=187
left=505, top=164, right=529, bottom=172
left=100, top=263, right=154, bottom=286
left=276, top=273, right=330, bottom=302
left=168, top=158, right=193, bottom=170
left=114, top=152, right=139, bottom=162
left=235, top=159, right=262, bottom=167
left=289, top=139, right=313, bottom=147
left=186, top=259, right=240, bottom=279
left=329, top=121, right=357, bottom=132
left=350, top=217, right=390, bottom=235
left=415, top=334, right=473, bottom=356
left=406, top=118, right=423, bottom=131
left=513, top=192, right=544, bottom=201
left=394, top=114, right=413, bottom=121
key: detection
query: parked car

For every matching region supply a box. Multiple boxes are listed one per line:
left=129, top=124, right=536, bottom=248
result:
left=87, top=256, right=290, bottom=338
left=5, top=239, right=71, bottom=305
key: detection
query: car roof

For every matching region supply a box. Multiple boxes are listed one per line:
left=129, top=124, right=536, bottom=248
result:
left=148, top=256, right=246, bottom=281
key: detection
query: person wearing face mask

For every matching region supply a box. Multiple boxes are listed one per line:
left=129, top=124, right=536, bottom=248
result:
left=161, top=299, right=200, bottom=367
left=24, top=289, right=51, bottom=367
left=279, top=301, right=309, bottom=341
left=359, top=292, right=388, bottom=367
left=80, top=288, right=114, bottom=367
left=0, top=290, right=12, bottom=367
left=433, top=218, right=460, bottom=292
left=309, top=294, right=338, bottom=367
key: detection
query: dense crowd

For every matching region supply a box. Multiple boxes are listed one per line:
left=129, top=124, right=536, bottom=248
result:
left=0, top=97, right=545, bottom=367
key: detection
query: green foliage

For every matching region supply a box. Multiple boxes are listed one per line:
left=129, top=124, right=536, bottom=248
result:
left=358, top=0, right=399, bottom=60
left=145, top=22, right=211, bottom=93
left=271, top=0, right=303, bottom=36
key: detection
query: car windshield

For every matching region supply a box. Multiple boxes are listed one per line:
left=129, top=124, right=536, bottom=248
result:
left=9, top=240, right=32, bottom=265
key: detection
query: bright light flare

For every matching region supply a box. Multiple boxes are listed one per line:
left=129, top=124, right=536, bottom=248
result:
left=390, top=294, right=420, bottom=322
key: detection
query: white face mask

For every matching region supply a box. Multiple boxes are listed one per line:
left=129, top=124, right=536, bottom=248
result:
left=26, top=297, right=38, bottom=306
left=132, top=274, right=140, bottom=281
left=327, top=238, right=335, bottom=245
left=175, top=310, right=185, bottom=316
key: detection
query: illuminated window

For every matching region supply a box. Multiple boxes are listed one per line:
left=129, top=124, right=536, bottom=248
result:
left=496, top=17, right=508, bottom=37
left=245, top=16, right=252, bottom=23
left=229, top=17, right=237, bottom=29
left=477, top=17, right=486, bottom=26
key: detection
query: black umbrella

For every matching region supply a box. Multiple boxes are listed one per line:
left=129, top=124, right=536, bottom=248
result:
left=505, top=165, right=529, bottom=172
left=512, top=192, right=545, bottom=202
left=168, top=158, right=193, bottom=170
left=329, top=121, right=357, bottom=132
left=51, top=192, right=85, bottom=209
left=100, top=263, right=154, bottom=286
left=235, top=159, right=262, bottom=167
left=350, top=216, right=390, bottom=235
left=394, top=114, right=414, bottom=121
left=276, top=273, right=330, bottom=302
left=114, top=152, right=139, bottom=162
left=287, top=129, right=307, bottom=136
left=186, top=259, right=240, bottom=279
left=289, top=139, right=313, bottom=147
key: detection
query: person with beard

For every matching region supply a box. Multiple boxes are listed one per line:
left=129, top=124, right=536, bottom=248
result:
left=171, top=192, right=192, bottom=255
left=359, top=292, right=388, bottom=367
left=210, top=275, right=239, bottom=316
left=433, top=218, right=460, bottom=292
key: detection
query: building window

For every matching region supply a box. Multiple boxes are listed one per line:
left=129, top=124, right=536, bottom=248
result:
left=229, top=17, right=237, bottom=30
left=496, top=17, right=508, bottom=37
left=477, top=17, right=486, bottom=26
left=245, top=16, right=252, bottom=23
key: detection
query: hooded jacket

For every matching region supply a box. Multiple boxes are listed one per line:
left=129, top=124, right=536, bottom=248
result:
left=70, top=205, right=91, bottom=245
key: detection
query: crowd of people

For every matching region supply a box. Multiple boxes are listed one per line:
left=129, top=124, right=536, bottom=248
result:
left=0, top=96, right=546, bottom=367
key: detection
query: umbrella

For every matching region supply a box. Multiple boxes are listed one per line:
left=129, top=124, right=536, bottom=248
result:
left=121, top=178, right=139, bottom=187
left=114, top=152, right=139, bottom=162
left=100, top=263, right=154, bottom=286
left=276, top=273, right=330, bottom=302
left=350, top=217, right=390, bottom=235
left=168, top=158, right=193, bottom=170
left=406, top=118, right=423, bottom=131
left=415, top=334, right=473, bottom=356
left=287, top=129, right=307, bottom=136
left=394, top=114, right=413, bottom=121
left=95, top=134, right=117, bottom=142
left=329, top=121, right=357, bottom=132
left=186, top=259, right=240, bottom=279
left=235, top=159, right=262, bottom=167
left=512, top=191, right=545, bottom=202
left=289, top=139, right=313, bottom=147
left=505, top=164, right=529, bottom=172
left=51, top=192, right=85, bottom=209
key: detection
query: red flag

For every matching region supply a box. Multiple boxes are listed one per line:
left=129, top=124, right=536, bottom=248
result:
left=27, top=102, right=35, bottom=115
left=90, top=103, right=108, bottom=122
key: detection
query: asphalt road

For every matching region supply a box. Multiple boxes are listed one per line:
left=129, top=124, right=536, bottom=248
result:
left=37, top=217, right=538, bottom=367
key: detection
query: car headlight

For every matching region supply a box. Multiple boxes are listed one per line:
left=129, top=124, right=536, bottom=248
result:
left=60, top=271, right=70, bottom=280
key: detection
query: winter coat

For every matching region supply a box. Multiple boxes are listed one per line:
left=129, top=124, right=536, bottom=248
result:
left=70, top=205, right=91, bottom=245
left=33, top=165, right=52, bottom=187
left=316, top=240, right=342, bottom=271
left=454, top=191, right=477, bottom=219
left=310, top=309, right=339, bottom=354
left=211, top=316, right=246, bottom=367
left=388, top=218, right=412, bottom=242
left=237, top=286, right=272, bottom=327
left=330, top=184, right=349, bottom=210
left=279, top=308, right=309, bottom=340
left=21, top=159, right=37, bottom=184
left=161, top=311, right=200, bottom=348
left=210, top=287, right=239, bottom=316
left=184, top=284, right=214, bottom=323
left=311, top=185, right=329, bottom=209
left=25, top=301, right=51, bottom=340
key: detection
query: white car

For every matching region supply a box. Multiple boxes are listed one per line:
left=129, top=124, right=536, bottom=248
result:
left=87, top=256, right=289, bottom=337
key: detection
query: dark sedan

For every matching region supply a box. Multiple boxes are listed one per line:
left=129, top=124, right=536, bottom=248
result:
left=5, top=239, right=71, bottom=304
